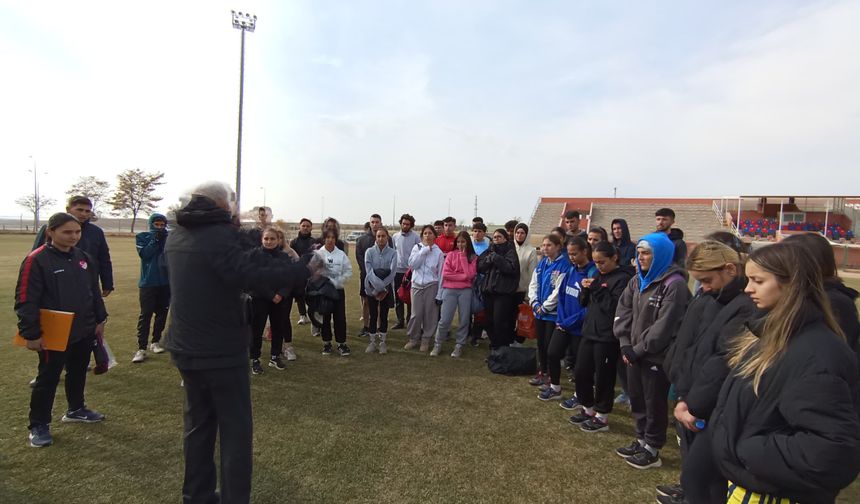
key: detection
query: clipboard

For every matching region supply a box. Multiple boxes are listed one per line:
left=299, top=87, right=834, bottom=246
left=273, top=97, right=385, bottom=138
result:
left=13, top=309, right=75, bottom=351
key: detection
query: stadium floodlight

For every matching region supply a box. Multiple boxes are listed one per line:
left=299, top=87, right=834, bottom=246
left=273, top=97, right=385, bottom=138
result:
left=231, top=10, right=258, bottom=215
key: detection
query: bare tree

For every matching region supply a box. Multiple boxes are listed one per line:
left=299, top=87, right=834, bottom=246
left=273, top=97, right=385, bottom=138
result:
left=109, top=169, right=165, bottom=233
left=16, top=194, right=56, bottom=231
left=66, top=176, right=111, bottom=217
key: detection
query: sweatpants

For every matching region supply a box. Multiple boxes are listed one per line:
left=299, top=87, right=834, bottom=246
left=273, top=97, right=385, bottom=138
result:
left=573, top=338, right=620, bottom=413
left=250, top=295, right=291, bottom=359
left=179, top=365, right=252, bottom=504
left=29, top=336, right=94, bottom=428
left=534, top=318, right=556, bottom=374
left=435, top=287, right=472, bottom=346
left=321, top=289, right=347, bottom=344
left=547, top=328, right=578, bottom=385
left=407, top=283, right=439, bottom=344
left=394, top=272, right=412, bottom=324
left=484, top=292, right=516, bottom=349
left=137, top=285, right=170, bottom=349
left=367, top=288, right=393, bottom=333
left=627, top=361, right=671, bottom=450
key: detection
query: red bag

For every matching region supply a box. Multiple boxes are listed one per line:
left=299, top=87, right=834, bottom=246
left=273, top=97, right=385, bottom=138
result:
left=516, top=303, right=536, bottom=339
left=396, top=268, right=413, bottom=305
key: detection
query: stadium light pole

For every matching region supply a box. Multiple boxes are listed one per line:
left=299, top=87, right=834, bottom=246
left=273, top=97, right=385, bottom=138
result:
left=232, top=10, right=257, bottom=216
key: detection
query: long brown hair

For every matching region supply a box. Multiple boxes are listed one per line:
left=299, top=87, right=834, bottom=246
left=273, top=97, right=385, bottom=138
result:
left=728, top=243, right=843, bottom=395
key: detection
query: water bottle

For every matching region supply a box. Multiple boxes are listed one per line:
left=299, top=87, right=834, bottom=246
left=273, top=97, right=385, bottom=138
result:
left=694, top=419, right=707, bottom=430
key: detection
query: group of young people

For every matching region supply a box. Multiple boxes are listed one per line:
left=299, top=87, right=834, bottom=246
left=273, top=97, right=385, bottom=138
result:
left=14, top=194, right=860, bottom=504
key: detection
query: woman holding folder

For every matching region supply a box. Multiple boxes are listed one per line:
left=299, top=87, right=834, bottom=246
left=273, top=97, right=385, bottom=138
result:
left=15, top=212, right=108, bottom=448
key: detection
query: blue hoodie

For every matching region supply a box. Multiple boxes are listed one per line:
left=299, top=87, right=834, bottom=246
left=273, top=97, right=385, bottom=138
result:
left=136, top=213, right=169, bottom=288
left=636, top=232, right=674, bottom=292
left=556, top=261, right=597, bottom=333
left=528, top=254, right=571, bottom=321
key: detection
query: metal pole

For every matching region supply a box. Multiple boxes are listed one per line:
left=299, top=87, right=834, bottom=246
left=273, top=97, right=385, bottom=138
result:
left=737, top=197, right=742, bottom=237
left=235, top=28, right=246, bottom=215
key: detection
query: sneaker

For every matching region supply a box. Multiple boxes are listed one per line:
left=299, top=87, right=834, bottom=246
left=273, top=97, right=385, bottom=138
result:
left=312, top=326, right=321, bottom=338
left=480, top=330, right=489, bottom=340
left=656, top=484, right=684, bottom=500
left=580, top=416, right=610, bottom=433
left=284, top=346, right=297, bottom=361
left=365, top=339, right=378, bottom=354
left=337, top=344, right=351, bottom=356
left=528, top=372, right=545, bottom=386
left=626, top=449, right=662, bottom=469
left=268, top=356, right=286, bottom=370
left=28, top=424, right=52, bottom=448
left=378, top=341, right=388, bottom=354
left=430, top=344, right=441, bottom=357
left=450, top=344, right=463, bottom=358
left=538, top=387, right=563, bottom=401
left=61, top=407, right=105, bottom=423
left=510, top=341, right=524, bottom=348
left=614, top=392, right=630, bottom=405
left=297, top=315, right=309, bottom=325
left=419, top=343, right=429, bottom=352
left=322, top=343, right=333, bottom=355
left=469, top=338, right=479, bottom=347
left=568, top=411, right=594, bottom=425
left=132, top=349, right=146, bottom=363
left=655, top=495, right=685, bottom=504
left=403, top=341, right=418, bottom=350
left=616, top=439, right=646, bottom=458
left=29, top=377, right=37, bottom=388
left=559, top=394, right=582, bottom=411
left=358, top=327, right=369, bottom=338
left=149, top=342, right=165, bottom=353
left=251, top=359, right=264, bottom=375
left=392, top=321, right=406, bottom=330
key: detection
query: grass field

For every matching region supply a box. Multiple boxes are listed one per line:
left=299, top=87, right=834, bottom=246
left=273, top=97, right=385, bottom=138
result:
left=0, top=233, right=858, bottom=504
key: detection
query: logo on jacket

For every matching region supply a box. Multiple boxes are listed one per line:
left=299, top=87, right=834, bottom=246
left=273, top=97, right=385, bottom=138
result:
left=79, top=260, right=88, bottom=270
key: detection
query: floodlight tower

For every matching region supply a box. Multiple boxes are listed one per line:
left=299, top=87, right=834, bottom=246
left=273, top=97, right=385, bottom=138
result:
left=231, top=10, right=257, bottom=215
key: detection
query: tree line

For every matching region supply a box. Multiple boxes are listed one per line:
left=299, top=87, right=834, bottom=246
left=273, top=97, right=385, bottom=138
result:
left=16, top=169, right=165, bottom=233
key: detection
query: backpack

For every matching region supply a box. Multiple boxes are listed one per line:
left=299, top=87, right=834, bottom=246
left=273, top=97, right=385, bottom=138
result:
left=396, top=268, right=413, bottom=305
left=486, top=346, right=537, bottom=376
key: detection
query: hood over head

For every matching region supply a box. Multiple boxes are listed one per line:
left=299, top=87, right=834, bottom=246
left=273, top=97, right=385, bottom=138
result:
left=610, top=218, right=632, bottom=245
left=148, top=213, right=167, bottom=230
left=636, top=232, right=675, bottom=291
left=175, top=195, right=232, bottom=228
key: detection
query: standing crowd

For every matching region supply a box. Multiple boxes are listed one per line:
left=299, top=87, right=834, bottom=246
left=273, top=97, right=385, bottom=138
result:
left=14, top=187, right=860, bottom=504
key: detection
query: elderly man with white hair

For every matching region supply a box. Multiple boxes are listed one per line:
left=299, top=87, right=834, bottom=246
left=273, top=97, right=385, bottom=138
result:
left=164, top=181, right=321, bottom=504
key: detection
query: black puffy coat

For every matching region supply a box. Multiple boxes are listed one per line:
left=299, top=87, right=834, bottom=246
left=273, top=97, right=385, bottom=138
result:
left=709, top=308, right=860, bottom=503
left=580, top=265, right=634, bottom=344
left=824, top=278, right=859, bottom=355
left=477, top=241, right=520, bottom=295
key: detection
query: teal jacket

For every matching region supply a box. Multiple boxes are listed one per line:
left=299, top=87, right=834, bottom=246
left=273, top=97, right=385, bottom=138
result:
left=136, top=213, right=169, bottom=288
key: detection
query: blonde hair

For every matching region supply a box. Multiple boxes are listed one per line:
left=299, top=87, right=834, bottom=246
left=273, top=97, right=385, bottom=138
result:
left=686, top=240, right=743, bottom=272
left=728, top=243, right=843, bottom=395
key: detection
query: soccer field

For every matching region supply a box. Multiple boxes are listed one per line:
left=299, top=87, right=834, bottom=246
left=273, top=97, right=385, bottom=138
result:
left=0, top=234, right=857, bottom=504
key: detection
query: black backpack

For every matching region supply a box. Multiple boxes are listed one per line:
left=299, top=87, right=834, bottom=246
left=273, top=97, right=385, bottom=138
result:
left=487, top=346, right=537, bottom=376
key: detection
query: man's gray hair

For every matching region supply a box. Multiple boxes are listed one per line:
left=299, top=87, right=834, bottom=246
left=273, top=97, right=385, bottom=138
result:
left=180, top=181, right=237, bottom=215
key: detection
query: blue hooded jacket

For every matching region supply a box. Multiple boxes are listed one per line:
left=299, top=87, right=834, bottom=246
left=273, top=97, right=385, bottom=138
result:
left=529, top=254, right=571, bottom=321
left=555, top=261, right=596, bottom=334
left=636, top=232, right=674, bottom=292
left=136, top=213, right=169, bottom=288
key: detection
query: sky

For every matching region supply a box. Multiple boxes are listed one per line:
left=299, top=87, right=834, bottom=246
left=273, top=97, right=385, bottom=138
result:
left=1, top=0, right=859, bottom=225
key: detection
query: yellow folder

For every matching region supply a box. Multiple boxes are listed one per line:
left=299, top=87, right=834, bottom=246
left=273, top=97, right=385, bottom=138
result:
left=13, top=309, right=75, bottom=352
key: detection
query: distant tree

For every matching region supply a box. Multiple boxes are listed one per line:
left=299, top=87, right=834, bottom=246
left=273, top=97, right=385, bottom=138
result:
left=16, top=194, right=56, bottom=231
left=66, top=176, right=111, bottom=217
left=109, top=169, right=165, bottom=233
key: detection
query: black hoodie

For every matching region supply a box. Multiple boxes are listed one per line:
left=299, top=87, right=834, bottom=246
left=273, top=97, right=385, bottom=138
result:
left=668, top=227, right=687, bottom=267
left=580, top=264, right=635, bottom=343
left=610, top=218, right=636, bottom=266
left=164, top=195, right=310, bottom=370
left=709, top=308, right=860, bottom=503
left=477, top=241, right=520, bottom=295
left=824, top=278, right=860, bottom=355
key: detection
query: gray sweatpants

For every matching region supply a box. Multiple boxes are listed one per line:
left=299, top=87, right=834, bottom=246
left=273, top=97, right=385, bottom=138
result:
left=407, top=282, right=440, bottom=344
left=435, top=287, right=472, bottom=346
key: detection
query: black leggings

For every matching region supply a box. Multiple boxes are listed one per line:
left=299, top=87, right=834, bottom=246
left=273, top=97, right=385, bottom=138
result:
left=366, top=288, right=393, bottom=333
left=484, top=292, right=516, bottom=349
left=547, top=328, right=580, bottom=385
left=322, top=289, right=347, bottom=344
left=534, top=319, right=556, bottom=374
left=574, top=338, right=620, bottom=413
left=250, top=295, right=292, bottom=359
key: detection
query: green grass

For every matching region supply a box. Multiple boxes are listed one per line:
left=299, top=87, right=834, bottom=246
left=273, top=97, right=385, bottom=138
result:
left=0, top=234, right=858, bottom=503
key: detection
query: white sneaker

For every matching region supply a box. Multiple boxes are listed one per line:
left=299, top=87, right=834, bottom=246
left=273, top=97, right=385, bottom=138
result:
left=132, top=350, right=146, bottom=363
left=378, top=333, right=388, bottom=354
left=297, top=315, right=309, bottom=325
left=481, top=330, right=489, bottom=340
left=365, top=341, right=378, bottom=354
left=450, top=344, right=463, bottom=358
left=149, top=342, right=165, bottom=353
left=284, top=346, right=297, bottom=361
left=430, top=344, right=441, bottom=357
left=510, top=341, right=524, bottom=348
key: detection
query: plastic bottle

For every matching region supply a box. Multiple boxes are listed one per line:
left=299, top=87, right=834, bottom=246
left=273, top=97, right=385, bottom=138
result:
left=694, top=419, right=707, bottom=430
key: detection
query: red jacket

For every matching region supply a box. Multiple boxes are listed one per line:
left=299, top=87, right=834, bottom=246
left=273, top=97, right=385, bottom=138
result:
left=435, top=234, right=456, bottom=254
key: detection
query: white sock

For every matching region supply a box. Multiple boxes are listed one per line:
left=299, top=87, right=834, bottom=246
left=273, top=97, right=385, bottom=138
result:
left=551, top=384, right=561, bottom=392
left=643, top=443, right=658, bottom=456
left=584, top=406, right=595, bottom=416
left=595, top=412, right=607, bottom=421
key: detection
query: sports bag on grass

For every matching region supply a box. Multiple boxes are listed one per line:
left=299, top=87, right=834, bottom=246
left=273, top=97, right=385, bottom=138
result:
left=487, top=346, right=537, bottom=376
left=396, top=268, right=413, bottom=305
left=516, top=303, right=536, bottom=339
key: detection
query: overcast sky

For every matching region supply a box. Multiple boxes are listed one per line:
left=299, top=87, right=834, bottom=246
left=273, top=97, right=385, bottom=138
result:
left=1, top=0, right=858, bottom=225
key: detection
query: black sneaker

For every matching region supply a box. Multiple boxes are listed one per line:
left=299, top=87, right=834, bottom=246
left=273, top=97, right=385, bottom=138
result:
left=337, top=344, right=351, bottom=356
left=656, top=484, right=684, bottom=500
left=251, top=359, right=264, bottom=375
left=655, top=494, right=685, bottom=504
left=579, top=416, right=610, bottom=433
left=626, top=449, right=662, bottom=469
left=392, top=321, right=405, bottom=330
left=568, top=412, right=594, bottom=425
left=61, top=407, right=105, bottom=423
left=268, top=356, right=286, bottom=370
left=28, top=424, right=52, bottom=447
left=358, top=327, right=369, bottom=337
left=615, top=439, right=646, bottom=458
left=322, top=343, right=333, bottom=355
left=469, top=338, right=480, bottom=348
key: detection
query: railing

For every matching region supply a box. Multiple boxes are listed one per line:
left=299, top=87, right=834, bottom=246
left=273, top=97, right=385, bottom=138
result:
left=527, top=198, right=541, bottom=229
left=712, top=200, right=725, bottom=226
